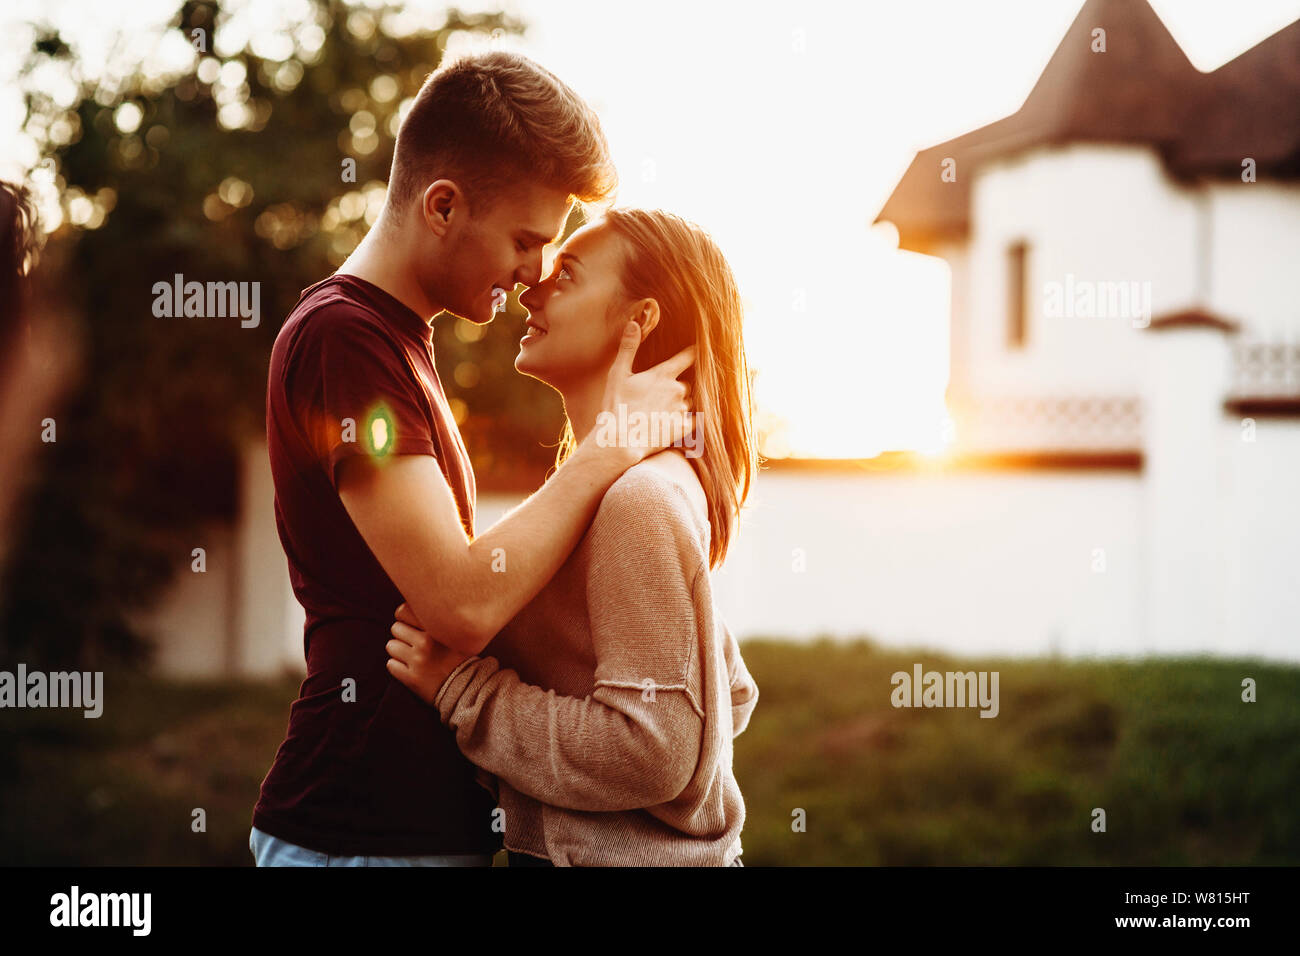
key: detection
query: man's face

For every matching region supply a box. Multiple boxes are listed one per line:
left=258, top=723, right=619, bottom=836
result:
left=434, top=181, right=573, bottom=324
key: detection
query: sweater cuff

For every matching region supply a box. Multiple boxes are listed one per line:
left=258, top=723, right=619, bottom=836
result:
left=433, top=654, right=491, bottom=719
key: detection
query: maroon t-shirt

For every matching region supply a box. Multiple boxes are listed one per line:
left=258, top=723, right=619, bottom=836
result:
left=252, top=273, right=500, bottom=856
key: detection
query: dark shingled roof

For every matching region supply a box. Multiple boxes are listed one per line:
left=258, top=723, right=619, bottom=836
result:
left=876, top=0, right=1300, bottom=252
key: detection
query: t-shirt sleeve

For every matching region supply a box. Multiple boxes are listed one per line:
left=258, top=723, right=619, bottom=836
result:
left=294, top=305, right=437, bottom=491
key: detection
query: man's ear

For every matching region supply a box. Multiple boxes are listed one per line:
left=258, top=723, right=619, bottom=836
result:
left=421, top=180, right=461, bottom=238
left=633, top=298, right=660, bottom=340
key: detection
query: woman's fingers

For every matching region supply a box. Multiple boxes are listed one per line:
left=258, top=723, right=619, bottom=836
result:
left=394, top=602, right=421, bottom=627
left=656, top=345, right=696, bottom=379
left=386, top=637, right=413, bottom=665
left=389, top=620, right=427, bottom=648
left=386, top=657, right=417, bottom=691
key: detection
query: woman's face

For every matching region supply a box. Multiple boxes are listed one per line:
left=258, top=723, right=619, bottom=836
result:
left=515, top=220, right=631, bottom=389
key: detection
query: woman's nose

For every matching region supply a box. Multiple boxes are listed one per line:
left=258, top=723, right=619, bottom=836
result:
left=519, top=283, right=545, bottom=311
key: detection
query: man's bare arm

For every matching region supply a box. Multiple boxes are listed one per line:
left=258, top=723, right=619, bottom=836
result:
left=339, top=322, right=694, bottom=655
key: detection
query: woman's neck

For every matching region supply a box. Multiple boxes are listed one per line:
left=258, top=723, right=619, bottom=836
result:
left=559, top=374, right=607, bottom=447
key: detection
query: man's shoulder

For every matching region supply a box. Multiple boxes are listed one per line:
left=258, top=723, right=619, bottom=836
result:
left=280, top=277, right=391, bottom=350
left=271, top=282, right=411, bottom=394
left=269, top=277, right=420, bottom=420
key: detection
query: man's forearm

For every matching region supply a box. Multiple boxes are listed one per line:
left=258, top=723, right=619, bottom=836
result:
left=351, top=326, right=694, bottom=651
left=447, top=437, right=633, bottom=653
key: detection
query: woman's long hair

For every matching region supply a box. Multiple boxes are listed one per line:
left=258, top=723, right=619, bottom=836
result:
left=555, top=208, right=757, bottom=568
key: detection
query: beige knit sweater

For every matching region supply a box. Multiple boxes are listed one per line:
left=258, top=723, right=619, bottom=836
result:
left=432, top=463, right=758, bottom=866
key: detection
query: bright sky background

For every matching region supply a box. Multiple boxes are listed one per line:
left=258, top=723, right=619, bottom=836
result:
left=3, top=0, right=1298, bottom=457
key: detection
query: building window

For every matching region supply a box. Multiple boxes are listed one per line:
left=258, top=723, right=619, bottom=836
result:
left=1007, top=240, right=1028, bottom=349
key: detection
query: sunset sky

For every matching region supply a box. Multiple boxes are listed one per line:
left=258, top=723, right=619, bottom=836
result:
left=2, top=0, right=1297, bottom=457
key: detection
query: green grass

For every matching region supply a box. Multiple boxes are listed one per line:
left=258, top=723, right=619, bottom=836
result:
left=735, top=639, right=1300, bottom=865
left=1, top=640, right=1296, bottom=865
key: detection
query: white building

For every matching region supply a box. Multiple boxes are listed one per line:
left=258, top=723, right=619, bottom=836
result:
left=861, top=0, right=1300, bottom=662
left=137, top=0, right=1300, bottom=676
left=696, top=0, right=1299, bottom=664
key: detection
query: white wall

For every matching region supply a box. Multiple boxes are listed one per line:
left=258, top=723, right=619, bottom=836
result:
left=1219, top=415, right=1300, bottom=662
left=233, top=438, right=306, bottom=678
left=966, top=144, right=1201, bottom=396
left=137, top=442, right=1300, bottom=675
left=1140, top=327, right=1233, bottom=656
left=934, top=238, right=970, bottom=397
left=1207, top=181, right=1300, bottom=336
left=131, top=440, right=304, bottom=679
left=127, top=520, right=236, bottom=678
left=480, top=467, right=1151, bottom=660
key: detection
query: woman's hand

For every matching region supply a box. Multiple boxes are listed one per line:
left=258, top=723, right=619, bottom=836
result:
left=386, top=602, right=472, bottom=706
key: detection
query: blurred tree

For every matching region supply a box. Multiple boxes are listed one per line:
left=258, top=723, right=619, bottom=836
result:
left=2, top=0, right=567, bottom=669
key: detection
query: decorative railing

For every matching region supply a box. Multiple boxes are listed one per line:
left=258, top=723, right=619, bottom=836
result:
left=1228, top=338, right=1300, bottom=399
left=948, top=394, right=1143, bottom=452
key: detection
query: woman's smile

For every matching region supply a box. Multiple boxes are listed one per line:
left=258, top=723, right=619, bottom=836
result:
left=521, top=317, right=549, bottom=343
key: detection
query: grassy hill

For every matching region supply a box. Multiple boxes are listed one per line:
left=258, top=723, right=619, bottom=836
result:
left=1, top=638, right=1296, bottom=865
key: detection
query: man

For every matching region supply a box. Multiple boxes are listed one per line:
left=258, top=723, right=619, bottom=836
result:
left=250, top=51, right=693, bottom=866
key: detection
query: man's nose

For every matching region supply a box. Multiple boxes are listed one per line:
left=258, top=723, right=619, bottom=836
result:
left=516, top=251, right=545, bottom=290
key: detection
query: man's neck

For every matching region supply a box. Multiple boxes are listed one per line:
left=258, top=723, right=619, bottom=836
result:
left=337, top=216, right=440, bottom=322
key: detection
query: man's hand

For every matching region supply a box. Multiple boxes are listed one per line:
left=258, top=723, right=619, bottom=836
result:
left=593, top=321, right=695, bottom=463
left=386, top=602, right=472, bottom=706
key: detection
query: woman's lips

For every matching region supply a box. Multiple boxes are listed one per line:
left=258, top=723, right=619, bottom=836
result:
left=521, top=319, right=548, bottom=343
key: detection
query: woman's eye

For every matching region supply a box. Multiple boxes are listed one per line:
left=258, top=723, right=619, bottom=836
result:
left=558, top=266, right=571, bottom=281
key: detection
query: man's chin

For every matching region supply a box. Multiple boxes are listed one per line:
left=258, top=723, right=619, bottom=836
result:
left=448, top=306, right=494, bottom=325
left=443, top=294, right=497, bottom=325
left=467, top=301, right=496, bottom=324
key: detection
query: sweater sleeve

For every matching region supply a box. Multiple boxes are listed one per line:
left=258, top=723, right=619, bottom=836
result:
left=433, top=654, right=703, bottom=812
left=432, top=472, right=711, bottom=813
left=720, top=616, right=759, bottom=737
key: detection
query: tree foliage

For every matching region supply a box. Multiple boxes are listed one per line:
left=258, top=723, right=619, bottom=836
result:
left=3, top=0, right=566, bottom=668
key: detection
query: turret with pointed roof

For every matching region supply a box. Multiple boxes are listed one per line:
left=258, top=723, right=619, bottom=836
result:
left=876, top=0, right=1300, bottom=252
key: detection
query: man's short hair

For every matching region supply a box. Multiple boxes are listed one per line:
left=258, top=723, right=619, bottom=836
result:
left=388, top=50, right=617, bottom=219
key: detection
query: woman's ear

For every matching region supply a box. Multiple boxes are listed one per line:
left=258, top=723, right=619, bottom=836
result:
left=634, top=298, right=661, bottom=340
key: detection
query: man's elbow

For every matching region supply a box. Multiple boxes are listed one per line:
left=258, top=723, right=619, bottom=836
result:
left=399, top=592, right=489, bottom=656
left=437, top=603, right=495, bottom=656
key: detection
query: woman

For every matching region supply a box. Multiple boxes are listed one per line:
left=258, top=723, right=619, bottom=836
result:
left=386, top=207, right=759, bottom=866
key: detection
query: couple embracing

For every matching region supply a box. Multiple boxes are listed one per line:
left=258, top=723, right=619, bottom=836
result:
left=249, top=49, right=757, bottom=868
